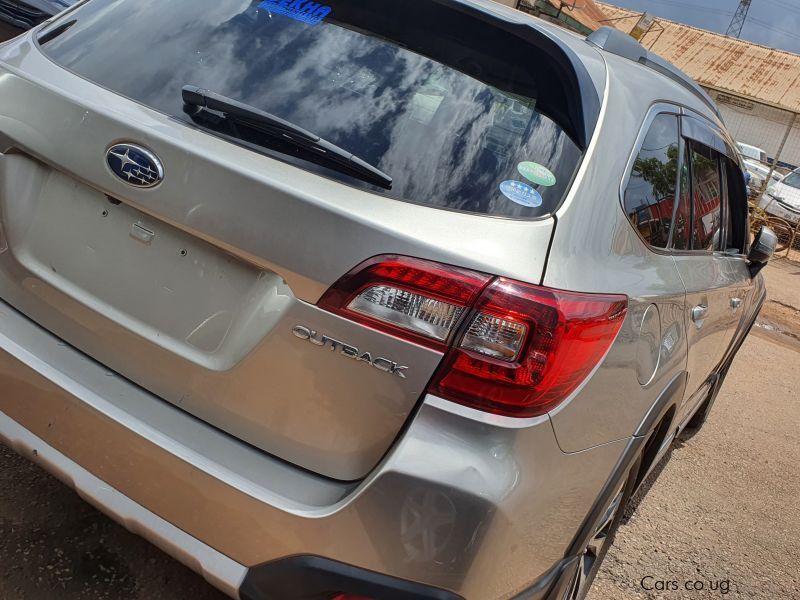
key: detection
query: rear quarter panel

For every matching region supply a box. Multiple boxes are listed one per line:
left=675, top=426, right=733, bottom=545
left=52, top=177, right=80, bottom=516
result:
left=542, top=54, right=722, bottom=452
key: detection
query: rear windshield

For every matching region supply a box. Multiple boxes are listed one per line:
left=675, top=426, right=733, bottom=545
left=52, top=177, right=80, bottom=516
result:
left=38, top=0, right=586, bottom=218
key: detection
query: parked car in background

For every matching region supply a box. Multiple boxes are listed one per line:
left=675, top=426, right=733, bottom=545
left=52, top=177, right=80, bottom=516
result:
left=0, top=2, right=777, bottom=599
left=760, top=169, right=800, bottom=224
left=0, top=0, right=75, bottom=29
left=744, top=158, right=782, bottom=194
left=737, top=141, right=768, bottom=164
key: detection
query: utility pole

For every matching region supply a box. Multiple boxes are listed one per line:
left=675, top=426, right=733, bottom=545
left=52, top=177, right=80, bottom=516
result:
left=725, top=0, right=752, bottom=38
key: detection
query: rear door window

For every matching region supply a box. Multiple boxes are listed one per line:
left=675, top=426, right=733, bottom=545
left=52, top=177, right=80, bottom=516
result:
left=688, top=141, right=724, bottom=252
left=37, top=0, right=588, bottom=219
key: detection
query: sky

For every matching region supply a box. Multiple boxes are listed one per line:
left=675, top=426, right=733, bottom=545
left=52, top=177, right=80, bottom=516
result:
left=607, top=0, right=800, bottom=54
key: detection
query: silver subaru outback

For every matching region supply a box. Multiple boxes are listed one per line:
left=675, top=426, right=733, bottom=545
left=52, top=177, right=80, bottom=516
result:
left=0, top=1, right=776, bottom=599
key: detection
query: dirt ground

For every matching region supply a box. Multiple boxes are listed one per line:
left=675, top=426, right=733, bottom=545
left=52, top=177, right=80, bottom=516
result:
left=589, top=259, right=800, bottom=600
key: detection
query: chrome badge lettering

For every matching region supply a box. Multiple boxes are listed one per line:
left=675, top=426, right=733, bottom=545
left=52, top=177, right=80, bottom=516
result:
left=292, top=326, right=409, bottom=379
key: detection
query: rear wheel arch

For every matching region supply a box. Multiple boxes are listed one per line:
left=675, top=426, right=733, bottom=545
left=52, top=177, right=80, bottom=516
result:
left=634, top=405, right=676, bottom=491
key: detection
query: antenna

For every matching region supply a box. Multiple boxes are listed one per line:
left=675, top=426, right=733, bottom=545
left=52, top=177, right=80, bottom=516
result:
left=725, top=0, right=752, bottom=38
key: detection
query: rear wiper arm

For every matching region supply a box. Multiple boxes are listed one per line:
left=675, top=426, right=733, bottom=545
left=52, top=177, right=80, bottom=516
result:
left=182, top=85, right=393, bottom=189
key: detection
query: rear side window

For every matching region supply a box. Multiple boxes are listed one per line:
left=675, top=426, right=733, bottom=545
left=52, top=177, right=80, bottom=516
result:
left=688, top=141, right=723, bottom=252
left=38, top=0, right=590, bottom=219
left=623, top=114, right=680, bottom=249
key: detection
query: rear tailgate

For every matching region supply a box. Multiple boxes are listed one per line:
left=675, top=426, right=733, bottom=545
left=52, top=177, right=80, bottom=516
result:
left=0, top=1, right=599, bottom=480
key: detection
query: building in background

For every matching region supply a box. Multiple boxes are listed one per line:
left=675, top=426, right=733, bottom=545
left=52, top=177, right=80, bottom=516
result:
left=599, top=2, right=800, bottom=170
left=493, top=0, right=609, bottom=34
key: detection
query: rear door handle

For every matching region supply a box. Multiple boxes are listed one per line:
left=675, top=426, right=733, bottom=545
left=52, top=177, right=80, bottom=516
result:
left=691, top=305, right=709, bottom=323
left=730, top=297, right=743, bottom=310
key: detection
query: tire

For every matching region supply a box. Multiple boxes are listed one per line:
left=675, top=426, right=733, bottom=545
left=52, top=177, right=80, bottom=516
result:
left=560, top=458, right=641, bottom=600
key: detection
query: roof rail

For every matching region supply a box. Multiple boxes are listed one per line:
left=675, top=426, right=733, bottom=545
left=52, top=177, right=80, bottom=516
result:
left=586, top=26, right=721, bottom=119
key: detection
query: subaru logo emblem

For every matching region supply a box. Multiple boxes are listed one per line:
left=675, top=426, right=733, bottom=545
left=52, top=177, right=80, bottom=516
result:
left=106, top=143, right=164, bottom=188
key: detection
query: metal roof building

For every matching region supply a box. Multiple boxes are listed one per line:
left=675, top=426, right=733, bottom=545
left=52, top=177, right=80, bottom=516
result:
left=598, top=2, right=800, bottom=168
left=493, top=0, right=609, bottom=34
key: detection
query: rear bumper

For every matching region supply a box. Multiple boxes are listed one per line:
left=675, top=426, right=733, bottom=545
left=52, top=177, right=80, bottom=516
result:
left=0, top=299, right=626, bottom=599
left=0, top=409, right=248, bottom=596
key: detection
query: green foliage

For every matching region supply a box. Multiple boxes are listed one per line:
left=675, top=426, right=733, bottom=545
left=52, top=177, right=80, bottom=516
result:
left=633, top=145, right=678, bottom=202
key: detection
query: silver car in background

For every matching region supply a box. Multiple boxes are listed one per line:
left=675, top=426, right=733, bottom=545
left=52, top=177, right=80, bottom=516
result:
left=744, top=159, right=782, bottom=193
left=760, top=169, right=800, bottom=224
left=0, top=1, right=776, bottom=599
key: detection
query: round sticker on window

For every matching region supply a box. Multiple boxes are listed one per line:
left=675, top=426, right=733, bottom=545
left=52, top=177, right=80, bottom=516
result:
left=518, top=162, right=557, bottom=187
left=499, top=180, right=543, bottom=208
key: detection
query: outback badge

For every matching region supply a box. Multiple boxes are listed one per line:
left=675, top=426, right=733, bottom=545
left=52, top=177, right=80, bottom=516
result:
left=292, top=326, right=409, bottom=379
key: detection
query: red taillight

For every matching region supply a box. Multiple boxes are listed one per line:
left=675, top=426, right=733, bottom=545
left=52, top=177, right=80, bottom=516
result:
left=318, top=257, right=627, bottom=418
left=429, top=279, right=627, bottom=417
left=318, top=255, right=493, bottom=351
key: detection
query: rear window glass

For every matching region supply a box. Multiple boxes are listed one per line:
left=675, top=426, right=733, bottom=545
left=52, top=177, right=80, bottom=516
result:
left=38, top=0, right=585, bottom=218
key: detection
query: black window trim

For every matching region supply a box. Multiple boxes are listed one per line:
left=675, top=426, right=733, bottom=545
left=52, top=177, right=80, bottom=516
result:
left=666, top=126, right=688, bottom=250
left=719, top=154, right=751, bottom=258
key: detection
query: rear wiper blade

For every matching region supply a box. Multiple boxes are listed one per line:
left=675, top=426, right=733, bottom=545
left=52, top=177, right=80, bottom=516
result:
left=182, top=85, right=393, bottom=189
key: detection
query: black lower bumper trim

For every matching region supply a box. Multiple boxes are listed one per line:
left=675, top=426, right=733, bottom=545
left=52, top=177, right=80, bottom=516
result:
left=240, top=555, right=464, bottom=600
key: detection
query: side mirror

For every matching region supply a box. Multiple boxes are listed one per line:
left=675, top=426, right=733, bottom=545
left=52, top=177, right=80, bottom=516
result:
left=748, top=225, right=777, bottom=277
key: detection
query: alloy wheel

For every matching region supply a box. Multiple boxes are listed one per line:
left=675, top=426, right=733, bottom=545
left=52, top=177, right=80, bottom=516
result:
left=563, top=483, right=627, bottom=600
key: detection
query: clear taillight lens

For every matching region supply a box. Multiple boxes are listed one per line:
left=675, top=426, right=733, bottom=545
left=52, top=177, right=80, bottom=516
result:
left=429, top=279, right=628, bottom=418
left=317, top=255, right=492, bottom=351
left=348, top=285, right=465, bottom=342
left=461, top=313, right=527, bottom=361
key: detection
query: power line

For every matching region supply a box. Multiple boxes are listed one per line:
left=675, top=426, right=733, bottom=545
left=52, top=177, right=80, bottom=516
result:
left=748, top=16, right=800, bottom=42
left=655, top=0, right=734, bottom=16
left=762, top=0, right=800, bottom=14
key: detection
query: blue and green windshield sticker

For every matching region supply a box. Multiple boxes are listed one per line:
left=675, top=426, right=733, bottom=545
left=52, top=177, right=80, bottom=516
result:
left=500, top=181, right=543, bottom=208
left=258, top=0, right=333, bottom=25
